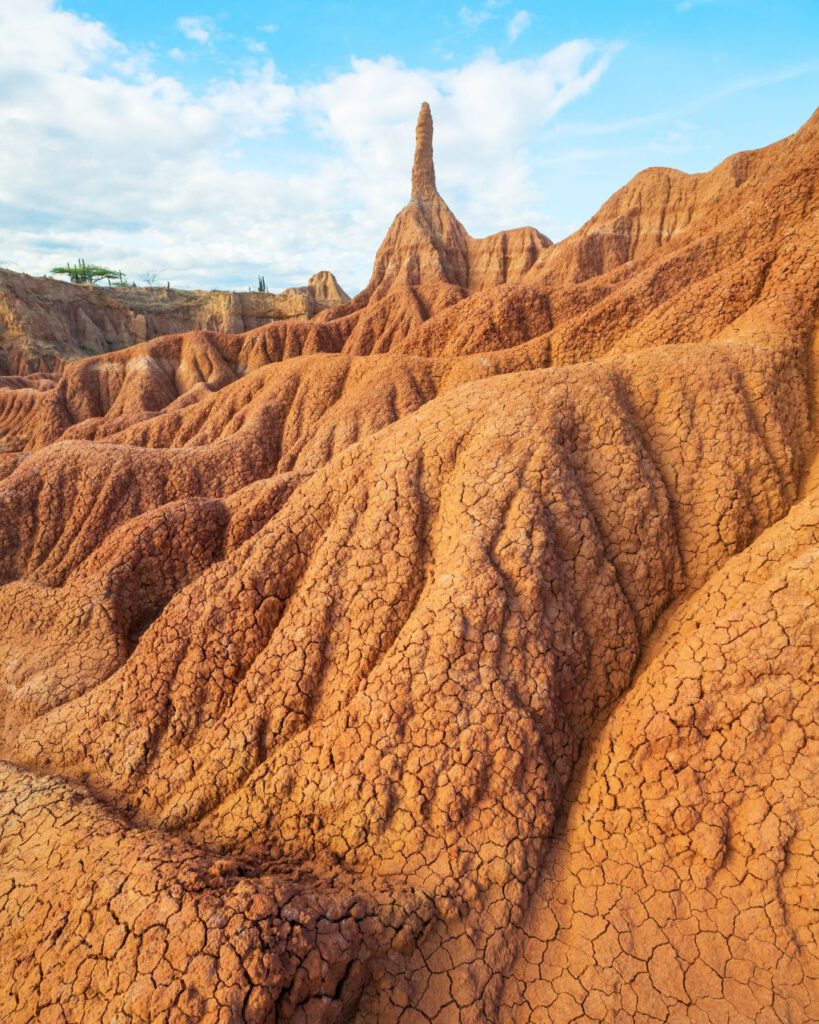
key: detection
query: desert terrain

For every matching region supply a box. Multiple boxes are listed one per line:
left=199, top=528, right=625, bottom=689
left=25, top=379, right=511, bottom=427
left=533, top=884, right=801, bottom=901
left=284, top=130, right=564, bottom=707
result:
left=0, top=102, right=816, bottom=1023
left=0, top=269, right=349, bottom=376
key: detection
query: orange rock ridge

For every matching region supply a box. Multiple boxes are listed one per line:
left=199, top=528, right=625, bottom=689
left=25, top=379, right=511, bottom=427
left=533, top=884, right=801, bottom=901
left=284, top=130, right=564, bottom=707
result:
left=0, top=103, right=817, bottom=1023
left=0, top=268, right=350, bottom=376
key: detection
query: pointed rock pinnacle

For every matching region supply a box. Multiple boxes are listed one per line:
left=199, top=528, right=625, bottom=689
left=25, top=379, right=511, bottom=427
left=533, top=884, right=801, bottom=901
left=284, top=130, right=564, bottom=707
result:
left=411, top=102, right=437, bottom=203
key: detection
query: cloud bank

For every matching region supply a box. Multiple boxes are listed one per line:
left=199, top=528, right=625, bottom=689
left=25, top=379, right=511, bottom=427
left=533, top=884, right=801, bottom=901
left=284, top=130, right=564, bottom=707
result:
left=0, top=1, right=618, bottom=292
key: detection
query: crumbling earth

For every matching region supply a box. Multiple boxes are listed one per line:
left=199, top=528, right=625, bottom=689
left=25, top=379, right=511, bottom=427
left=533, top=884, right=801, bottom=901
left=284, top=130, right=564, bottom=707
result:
left=0, top=104, right=817, bottom=1023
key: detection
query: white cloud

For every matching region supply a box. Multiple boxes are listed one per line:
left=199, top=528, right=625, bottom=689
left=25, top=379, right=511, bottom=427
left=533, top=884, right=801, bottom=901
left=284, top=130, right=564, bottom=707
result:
left=0, top=0, right=618, bottom=293
left=0, top=0, right=115, bottom=73
left=459, top=0, right=508, bottom=31
left=459, top=5, right=493, bottom=30
left=176, top=16, right=213, bottom=45
left=507, top=10, right=532, bottom=42
left=259, top=23, right=278, bottom=34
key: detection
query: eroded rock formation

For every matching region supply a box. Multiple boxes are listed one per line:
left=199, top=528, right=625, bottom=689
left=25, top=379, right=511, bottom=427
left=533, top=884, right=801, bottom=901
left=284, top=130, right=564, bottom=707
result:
left=0, top=103, right=817, bottom=1023
left=0, top=268, right=349, bottom=375
left=412, top=102, right=438, bottom=202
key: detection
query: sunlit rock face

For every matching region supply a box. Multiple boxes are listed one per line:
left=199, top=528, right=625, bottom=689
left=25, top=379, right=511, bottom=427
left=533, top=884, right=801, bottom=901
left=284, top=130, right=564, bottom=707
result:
left=0, top=103, right=817, bottom=1024
left=0, top=268, right=350, bottom=376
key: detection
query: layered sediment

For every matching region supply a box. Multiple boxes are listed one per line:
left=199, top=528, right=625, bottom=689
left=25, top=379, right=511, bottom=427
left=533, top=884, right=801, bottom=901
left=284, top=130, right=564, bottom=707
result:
left=0, top=103, right=817, bottom=1024
left=0, top=269, right=349, bottom=375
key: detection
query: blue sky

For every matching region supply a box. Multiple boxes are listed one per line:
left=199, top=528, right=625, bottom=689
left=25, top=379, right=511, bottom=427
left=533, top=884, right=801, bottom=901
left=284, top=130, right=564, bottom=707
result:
left=0, top=1, right=817, bottom=293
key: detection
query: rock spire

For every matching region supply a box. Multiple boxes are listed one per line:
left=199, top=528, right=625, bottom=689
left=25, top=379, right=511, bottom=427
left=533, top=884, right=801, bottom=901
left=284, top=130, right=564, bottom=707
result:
left=411, top=102, right=437, bottom=203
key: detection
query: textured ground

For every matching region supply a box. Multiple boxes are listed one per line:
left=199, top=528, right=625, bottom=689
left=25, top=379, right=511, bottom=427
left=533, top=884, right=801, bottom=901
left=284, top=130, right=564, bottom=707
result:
left=0, top=270, right=349, bottom=376
left=0, top=104, right=817, bottom=1023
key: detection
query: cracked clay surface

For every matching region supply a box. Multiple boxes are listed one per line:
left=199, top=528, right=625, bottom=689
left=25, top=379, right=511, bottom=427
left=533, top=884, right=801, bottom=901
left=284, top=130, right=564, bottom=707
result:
left=0, top=103, right=817, bottom=1022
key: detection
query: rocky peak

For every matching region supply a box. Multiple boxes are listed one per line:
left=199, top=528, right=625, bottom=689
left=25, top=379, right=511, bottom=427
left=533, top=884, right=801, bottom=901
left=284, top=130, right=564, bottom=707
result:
left=411, top=102, right=437, bottom=203
left=357, top=101, right=550, bottom=304
left=307, top=270, right=350, bottom=308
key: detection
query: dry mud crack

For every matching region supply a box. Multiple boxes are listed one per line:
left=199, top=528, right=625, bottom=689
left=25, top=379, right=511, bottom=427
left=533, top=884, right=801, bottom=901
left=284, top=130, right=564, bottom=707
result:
left=0, top=104, right=817, bottom=1022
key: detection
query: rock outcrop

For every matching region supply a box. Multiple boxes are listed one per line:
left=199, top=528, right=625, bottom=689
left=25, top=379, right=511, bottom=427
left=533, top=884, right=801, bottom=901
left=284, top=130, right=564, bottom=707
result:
left=0, top=268, right=349, bottom=375
left=411, top=101, right=438, bottom=202
left=363, top=104, right=551, bottom=299
left=0, top=103, right=817, bottom=1024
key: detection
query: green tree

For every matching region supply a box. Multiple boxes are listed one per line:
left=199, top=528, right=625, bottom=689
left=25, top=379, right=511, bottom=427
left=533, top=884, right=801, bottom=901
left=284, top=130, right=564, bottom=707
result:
left=51, top=259, right=125, bottom=286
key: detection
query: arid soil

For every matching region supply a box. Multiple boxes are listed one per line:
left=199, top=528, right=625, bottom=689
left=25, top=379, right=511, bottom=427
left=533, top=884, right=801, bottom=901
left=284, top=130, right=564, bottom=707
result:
left=0, top=269, right=349, bottom=375
left=0, top=104, right=817, bottom=1023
